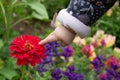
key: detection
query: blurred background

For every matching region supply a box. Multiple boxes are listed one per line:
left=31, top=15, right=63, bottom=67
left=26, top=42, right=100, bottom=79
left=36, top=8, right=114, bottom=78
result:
left=0, top=0, right=120, bottom=80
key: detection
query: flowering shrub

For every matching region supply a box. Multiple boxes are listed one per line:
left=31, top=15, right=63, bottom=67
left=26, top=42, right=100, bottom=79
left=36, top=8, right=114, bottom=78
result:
left=8, top=30, right=120, bottom=80
left=51, top=65, right=85, bottom=80
left=9, top=35, right=80, bottom=80
left=37, top=41, right=83, bottom=80
left=91, top=55, right=120, bottom=80
left=74, top=30, right=120, bottom=80
left=74, top=30, right=116, bottom=61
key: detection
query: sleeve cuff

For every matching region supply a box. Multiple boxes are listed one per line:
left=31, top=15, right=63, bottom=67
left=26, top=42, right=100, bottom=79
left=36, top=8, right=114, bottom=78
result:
left=57, top=9, right=91, bottom=38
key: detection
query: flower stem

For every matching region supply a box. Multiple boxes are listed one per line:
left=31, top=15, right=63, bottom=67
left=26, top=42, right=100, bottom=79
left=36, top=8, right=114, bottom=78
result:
left=21, top=66, right=26, bottom=80
left=0, top=1, right=8, bottom=28
left=11, top=16, right=32, bottom=28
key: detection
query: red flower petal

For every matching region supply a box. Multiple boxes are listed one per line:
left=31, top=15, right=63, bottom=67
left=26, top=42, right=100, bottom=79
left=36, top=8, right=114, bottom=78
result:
left=17, top=59, right=22, bottom=66
left=17, top=53, right=24, bottom=60
left=17, top=59, right=28, bottom=66
left=34, top=56, right=41, bottom=64
left=10, top=53, right=17, bottom=57
left=30, top=60, right=35, bottom=66
left=9, top=35, right=46, bottom=66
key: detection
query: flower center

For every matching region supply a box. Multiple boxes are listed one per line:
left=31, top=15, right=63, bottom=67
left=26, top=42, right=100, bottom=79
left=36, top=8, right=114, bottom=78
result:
left=24, top=41, right=34, bottom=51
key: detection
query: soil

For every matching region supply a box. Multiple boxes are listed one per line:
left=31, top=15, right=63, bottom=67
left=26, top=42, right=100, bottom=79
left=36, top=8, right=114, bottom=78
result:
left=13, top=20, right=51, bottom=35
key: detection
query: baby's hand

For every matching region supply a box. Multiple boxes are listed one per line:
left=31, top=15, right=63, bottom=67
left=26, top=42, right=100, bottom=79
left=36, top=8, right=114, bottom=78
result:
left=39, top=24, right=76, bottom=46
left=39, top=12, right=76, bottom=46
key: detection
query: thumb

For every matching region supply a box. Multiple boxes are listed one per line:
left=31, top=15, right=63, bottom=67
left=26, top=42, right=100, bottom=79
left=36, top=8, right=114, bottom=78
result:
left=39, top=33, right=58, bottom=45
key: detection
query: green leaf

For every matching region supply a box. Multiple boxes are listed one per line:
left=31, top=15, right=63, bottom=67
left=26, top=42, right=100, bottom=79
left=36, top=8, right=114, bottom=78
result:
left=0, top=75, right=6, bottom=80
left=0, top=39, right=3, bottom=49
left=32, top=12, right=47, bottom=20
left=0, top=59, right=4, bottom=69
left=0, top=68, right=18, bottom=80
left=26, top=1, right=49, bottom=20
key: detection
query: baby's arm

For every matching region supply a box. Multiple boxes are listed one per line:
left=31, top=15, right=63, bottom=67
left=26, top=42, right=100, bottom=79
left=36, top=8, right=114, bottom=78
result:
left=39, top=0, right=117, bottom=46
left=39, top=10, right=90, bottom=46
left=39, top=16, right=76, bottom=46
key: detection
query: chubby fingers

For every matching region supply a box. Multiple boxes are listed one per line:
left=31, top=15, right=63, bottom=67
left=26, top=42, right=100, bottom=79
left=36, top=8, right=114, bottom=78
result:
left=39, top=33, right=58, bottom=45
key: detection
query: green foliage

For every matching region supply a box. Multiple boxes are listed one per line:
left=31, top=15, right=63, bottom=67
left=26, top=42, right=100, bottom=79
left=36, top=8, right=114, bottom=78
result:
left=91, top=5, right=120, bottom=47
left=44, top=0, right=69, bottom=19
left=0, top=0, right=53, bottom=79
left=0, top=0, right=120, bottom=80
left=0, top=39, right=3, bottom=49
left=22, top=0, right=49, bottom=20
left=73, top=29, right=120, bottom=80
left=0, top=58, right=20, bottom=80
left=0, top=68, right=18, bottom=80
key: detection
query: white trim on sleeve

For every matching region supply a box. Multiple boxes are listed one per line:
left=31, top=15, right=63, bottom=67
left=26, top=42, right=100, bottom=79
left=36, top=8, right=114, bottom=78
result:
left=57, top=9, right=91, bottom=38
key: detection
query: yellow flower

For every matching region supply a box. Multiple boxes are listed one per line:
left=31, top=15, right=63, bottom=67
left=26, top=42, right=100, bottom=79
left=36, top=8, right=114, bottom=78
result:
left=104, top=35, right=116, bottom=47
left=66, top=57, right=74, bottom=67
left=114, top=47, right=120, bottom=53
left=93, top=30, right=105, bottom=40
left=73, top=36, right=86, bottom=46
left=89, top=52, right=96, bottom=61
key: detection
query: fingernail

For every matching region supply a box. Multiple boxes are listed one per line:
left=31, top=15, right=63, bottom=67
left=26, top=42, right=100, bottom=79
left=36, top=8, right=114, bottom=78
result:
left=38, top=42, right=41, bottom=44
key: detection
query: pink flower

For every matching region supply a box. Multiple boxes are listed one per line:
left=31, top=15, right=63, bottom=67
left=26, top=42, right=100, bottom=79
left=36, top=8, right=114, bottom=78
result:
left=101, top=39, right=106, bottom=47
left=82, top=44, right=94, bottom=57
left=105, top=55, right=120, bottom=70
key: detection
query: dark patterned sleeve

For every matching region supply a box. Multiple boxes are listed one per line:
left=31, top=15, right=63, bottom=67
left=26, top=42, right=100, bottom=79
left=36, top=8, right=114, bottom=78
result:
left=67, top=0, right=117, bottom=26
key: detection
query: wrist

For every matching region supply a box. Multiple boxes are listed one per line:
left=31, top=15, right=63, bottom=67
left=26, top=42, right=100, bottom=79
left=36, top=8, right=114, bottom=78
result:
left=63, top=24, right=76, bottom=35
left=54, top=25, right=75, bottom=45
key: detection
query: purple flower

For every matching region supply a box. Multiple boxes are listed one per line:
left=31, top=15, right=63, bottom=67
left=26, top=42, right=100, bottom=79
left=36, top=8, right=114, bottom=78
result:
left=61, top=45, right=74, bottom=61
left=45, top=41, right=60, bottom=56
left=91, top=55, right=105, bottom=73
left=105, top=55, right=120, bottom=70
left=68, top=65, right=76, bottom=73
left=75, top=74, right=85, bottom=80
left=99, top=68, right=120, bottom=80
left=63, top=72, right=85, bottom=80
left=106, top=68, right=120, bottom=80
left=115, top=76, right=120, bottom=80
left=106, top=69, right=117, bottom=78
left=38, top=42, right=60, bottom=75
left=99, top=74, right=108, bottom=80
left=97, top=55, right=120, bottom=80
left=62, top=65, right=85, bottom=80
left=37, top=63, right=48, bottom=76
left=51, top=69, right=62, bottom=80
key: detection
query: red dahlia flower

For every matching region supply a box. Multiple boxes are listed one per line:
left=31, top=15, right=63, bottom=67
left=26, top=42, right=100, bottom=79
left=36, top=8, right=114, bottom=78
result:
left=9, top=35, right=46, bottom=66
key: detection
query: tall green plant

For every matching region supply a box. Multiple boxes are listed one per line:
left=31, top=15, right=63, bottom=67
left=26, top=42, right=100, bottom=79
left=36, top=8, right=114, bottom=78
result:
left=44, top=0, right=69, bottom=19
left=0, top=0, right=49, bottom=55
left=0, top=0, right=49, bottom=79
